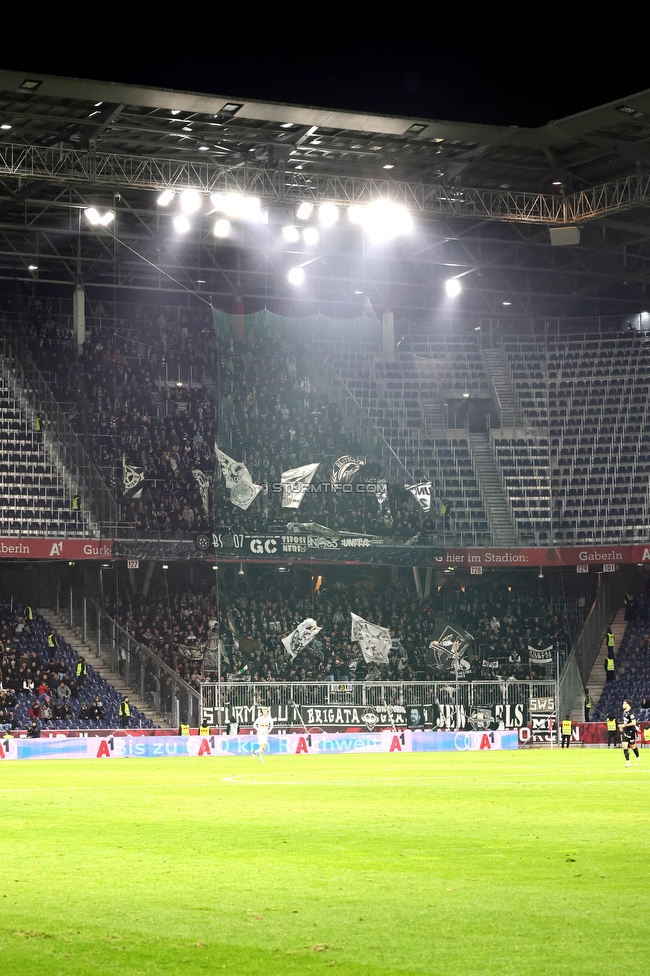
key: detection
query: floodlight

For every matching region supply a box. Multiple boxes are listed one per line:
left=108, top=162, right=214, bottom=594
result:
left=296, top=202, right=313, bottom=221
left=318, top=202, right=339, bottom=227
left=180, top=189, right=201, bottom=214
left=302, top=227, right=319, bottom=246
left=288, top=267, right=305, bottom=285
left=348, top=205, right=365, bottom=225
left=362, top=200, right=412, bottom=242
left=84, top=208, right=114, bottom=226
left=157, top=189, right=175, bottom=207
left=210, top=192, right=261, bottom=221
left=282, top=225, right=300, bottom=243
left=173, top=215, right=191, bottom=234
left=445, top=278, right=461, bottom=297
left=214, top=218, right=230, bottom=238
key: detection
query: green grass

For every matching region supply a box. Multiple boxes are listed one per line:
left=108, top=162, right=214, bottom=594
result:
left=0, top=749, right=648, bottom=975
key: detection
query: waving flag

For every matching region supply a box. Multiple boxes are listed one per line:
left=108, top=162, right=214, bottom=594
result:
left=281, top=462, right=319, bottom=509
left=192, top=469, right=211, bottom=514
left=281, top=618, right=322, bottom=660
left=215, top=446, right=262, bottom=510
left=331, top=455, right=364, bottom=487
left=122, top=458, right=144, bottom=500
left=350, top=612, right=391, bottom=664
left=405, top=481, right=432, bottom=511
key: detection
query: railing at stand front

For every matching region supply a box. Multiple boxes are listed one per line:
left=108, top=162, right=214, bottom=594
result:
left=201, top=680, right=556, bottom=730
left=60, top=585, right=200, bottom=726
left=94, top=610, right=201, bottom=727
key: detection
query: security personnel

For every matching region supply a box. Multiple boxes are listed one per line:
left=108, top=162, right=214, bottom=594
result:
left=604, top=650, right=616, bottom=682
left=606, top=629, right=615, bottom=652
left=76, top=656, right=87, bottom=687
left=561, top=715, right=573, bottom=748
left=119, top=696, right=131, bottom=729
left=24, top=605, right=33, bottom=622
left=46, top=628, right=59, bottom=656
left=179, top=722, right=190, bottom=736
left=72, top=495, right=82, bottom=512
left=33, top=415, right=43, bottom=432
left=199, top=722, right=210, bottom=736
left=584, top=689, right=592, bottom=722
left=607, top=713, right=619, bottom=748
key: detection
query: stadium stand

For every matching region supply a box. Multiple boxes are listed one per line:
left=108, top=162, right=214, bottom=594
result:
left=0, top=603, right=153, bottom=731
left=0, top=365, right=94, bottom=538
left=596, top=616, right=650, bottom=722
left=113, top=574, right=572, bottom=686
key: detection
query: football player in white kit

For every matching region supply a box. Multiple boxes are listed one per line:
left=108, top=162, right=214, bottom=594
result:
left=252, top=706, right=273, bottom=761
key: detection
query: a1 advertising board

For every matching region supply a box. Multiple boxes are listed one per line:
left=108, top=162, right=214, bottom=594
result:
left=0, top=730, right=518, bottom=760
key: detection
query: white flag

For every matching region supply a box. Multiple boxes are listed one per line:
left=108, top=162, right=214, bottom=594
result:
left=215, top=445, right=262, bottom=510
left=350, top=612, right=391, bottom=664
left=281, top=618, right=322, bottom=660
left=281, top=462, right=319, bottom=509
left=192, top=470, right=211, bottom=514
left=215, top=446, right=252, bottom=490
left=405, top=481, right=431, bottom=512
left=230, top=481, right=262, bottom=511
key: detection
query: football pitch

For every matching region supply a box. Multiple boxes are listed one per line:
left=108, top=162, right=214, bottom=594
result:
left=1, top=749, right=648, bottom=975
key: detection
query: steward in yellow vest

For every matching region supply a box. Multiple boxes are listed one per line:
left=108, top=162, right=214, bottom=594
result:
left=199, top=724, right=210, bottom=736
left=119, top=697, right=131, bottom=728
left=561, top=716, right=572, bottom=748
left=607, top=715, right=619, bottom=748
left=180, top=723, right=190, bottom=736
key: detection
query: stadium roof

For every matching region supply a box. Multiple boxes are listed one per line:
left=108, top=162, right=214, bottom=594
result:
left=1, top=69, right=650, bottom=325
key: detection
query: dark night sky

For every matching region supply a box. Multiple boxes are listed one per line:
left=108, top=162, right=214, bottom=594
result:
left=3, top=41, right=647, bottom=129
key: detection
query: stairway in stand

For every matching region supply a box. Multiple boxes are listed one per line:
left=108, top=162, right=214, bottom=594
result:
left=582, top=607, right=628, bottom=720
left=41, top=608, right=173, bottom=728
left=469, top=433, right=518, bottom=545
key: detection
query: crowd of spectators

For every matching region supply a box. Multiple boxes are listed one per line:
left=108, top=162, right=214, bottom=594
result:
left=21, top=299, right=217, bottom=535
left=114, top=573, right=571, bottom=688
left=0, top=600, right=152, bottom=731
left=19, top=298, right=427, bottom=540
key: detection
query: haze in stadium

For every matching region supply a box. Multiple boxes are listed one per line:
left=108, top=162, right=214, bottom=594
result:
left=0, top=52, right=649, bottom=975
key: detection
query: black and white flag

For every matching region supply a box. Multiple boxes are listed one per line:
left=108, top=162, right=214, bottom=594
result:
left=350, top=612, right=391, bottom=664
left=528, top=643, right=554, bottom=664
left=215, top=446, right=262, bottom=511
left=281, top=618, right=322, bottom=660
left=231, top=481, right=262, bottom=511
left=281, top=462, right=319, bottom=509
left=426, top=621, right=473, bottom=675
left=375, top=479, right=389, bottom=508
left=405, top=481, right=432, bottom=512
left=331, top=455, right=364, bottom=487
left=192, top=470, right=211, bottom=514
left=215, top=446, right=252, bottom=490
left=122, top=458, right=145, bottom=500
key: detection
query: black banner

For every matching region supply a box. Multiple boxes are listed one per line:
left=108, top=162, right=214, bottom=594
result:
left=114, top=533, right=446, bottom=565
left=201, top=700, right=529, bottom=733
